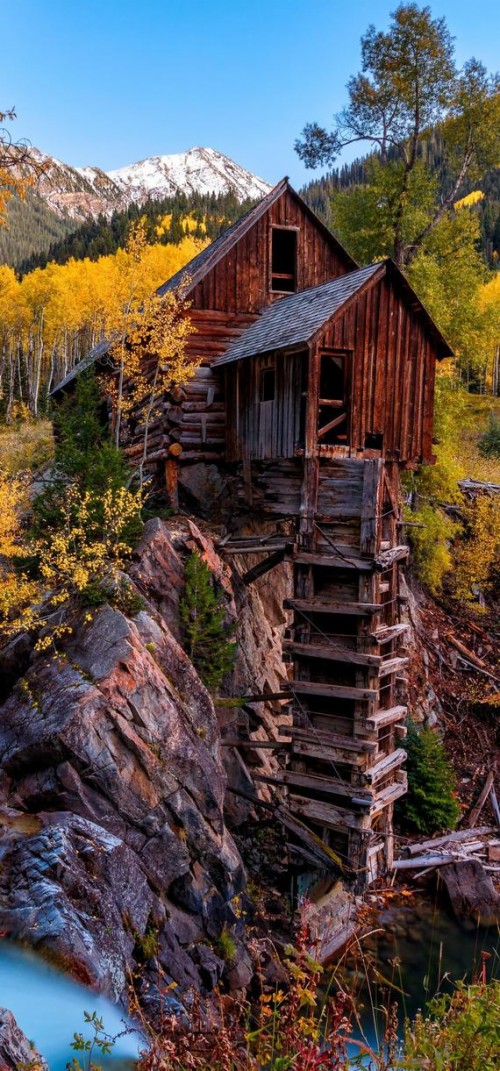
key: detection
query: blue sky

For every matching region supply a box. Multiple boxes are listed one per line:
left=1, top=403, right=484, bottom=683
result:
left=3, top=0, right=500, bottom=187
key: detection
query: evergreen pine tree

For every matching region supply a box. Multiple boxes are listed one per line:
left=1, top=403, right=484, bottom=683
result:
left=180, top=551, right=237, bottom=694
left=396, top=722, right=461, bottom=834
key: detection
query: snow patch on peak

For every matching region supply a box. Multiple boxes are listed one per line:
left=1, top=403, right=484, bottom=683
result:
left=106, top=146, right=272, bottom=203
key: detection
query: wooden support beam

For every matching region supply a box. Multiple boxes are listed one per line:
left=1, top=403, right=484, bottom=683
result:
left=285, top=598, right=382, bottom=615
left=290, top=550, right=373, bottom=571
left=287, top=794, right=372, bottom=831
left=370, top=777, right=408, bottom=815
left=242, top=547, right=287, bottom=585
left=363, top=748, right=407, bottom=785
left=253, top=769, right=374, bottom=804
left=360, top=460, right=382, bottom=555
left=370, top=623, right=409, bottom=643
left=291, top=740, right=366, bottom=766
left=379, top=656, right=410, bottom=678
left=290, top=679, right=378, bottom=701
left=283, top=640, right=382, bottom=668
left=362, top=705, right=407, bottom=731
left=221, top=738, right=289, bottom=749
left=279, top=725, right=377, bottom=753
left=375, top=545, right=410, bottom=569
left=220, top=539, right=289, bottom=555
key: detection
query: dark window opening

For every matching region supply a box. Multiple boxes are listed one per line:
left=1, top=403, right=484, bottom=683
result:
left=271, top=228, right=297, bottom=292
left=260, top=367, right=275, bottom=402
left=317, top=352, right=349, bottom=444
left=364, top=432, right=383, bottom=450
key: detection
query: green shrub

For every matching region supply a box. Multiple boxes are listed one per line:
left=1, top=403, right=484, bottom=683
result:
left=217, top=925, right=237, bottom=964
left=478, top=412, right=500, bottom=458
left=180, top=551, right=237, bottom=694
left=396, top=721, right=461, bottom=834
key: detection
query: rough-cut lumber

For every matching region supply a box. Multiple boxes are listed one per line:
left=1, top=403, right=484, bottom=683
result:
left=283, top=639, right=382, bottom=667
left=379, top=656, right=409, bottom=678
left=279, top=725, right=377, bottom=753
left=375, top=545, right=409, bottom=568
left=285, top=598, right=381, bottom=615
left=253, top=769, right=373, bottom=803
left=406, top=826, right=496, bottom=856
left=290, top=550, right=373, bottom=571
left=242, top=547, right=287, bottom=585
left=363, top=748, right=407, bottom=784
left=290, top=679, right=378, bottom=701
left=393, top=854, right=457, bottom=870
left=363, top=705, right=407, bottom=731
left=287, top=794, right=372, bottom=831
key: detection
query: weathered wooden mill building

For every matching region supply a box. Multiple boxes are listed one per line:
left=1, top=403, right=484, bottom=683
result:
left=55, top=177, right=452, bottom=887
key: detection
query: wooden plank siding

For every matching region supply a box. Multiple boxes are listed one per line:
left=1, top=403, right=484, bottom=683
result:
left=189, top=189, right=351, bottom=314
left=313, top=274, right=437, bottom=465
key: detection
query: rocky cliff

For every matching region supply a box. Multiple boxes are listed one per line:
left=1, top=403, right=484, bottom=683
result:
left=0, top=517, right=289, bottom=1009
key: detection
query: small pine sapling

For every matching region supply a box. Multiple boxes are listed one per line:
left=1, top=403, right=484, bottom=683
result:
left=180, top=551, right=237, bottom=694
left=396, top=721, right=461, bottom=834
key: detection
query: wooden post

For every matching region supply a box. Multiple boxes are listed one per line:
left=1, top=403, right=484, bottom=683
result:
left=165, top=442, right=182, bottom=511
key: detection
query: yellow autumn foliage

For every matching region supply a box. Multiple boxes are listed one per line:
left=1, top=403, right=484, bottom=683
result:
left=0, top=229, right=207, bottom=417
left=451, top=493, right=500, bottom=604
left=454, top=189, right=485, bottom=211
left=0, top=470, right=39, bottom=628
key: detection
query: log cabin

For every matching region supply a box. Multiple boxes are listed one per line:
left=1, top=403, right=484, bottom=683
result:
left=53, top=177, right=453, bottom=890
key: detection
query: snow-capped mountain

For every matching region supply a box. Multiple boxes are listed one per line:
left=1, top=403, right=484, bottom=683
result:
left=28, top=146, right=271, bottom=222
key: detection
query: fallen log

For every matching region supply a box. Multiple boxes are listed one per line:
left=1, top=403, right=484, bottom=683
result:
left=406, top=825, right=495, bottom=856
left=393, top=854, right=457, bottom=870
left=445, top=633, right=489, bottom=671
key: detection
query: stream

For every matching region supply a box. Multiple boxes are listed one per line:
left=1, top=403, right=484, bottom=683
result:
left=0, top=942, right=141, bottom=1070
left=0, top=899, right=498, bottom=1069
left=338, top=895, right=500, bottom=1058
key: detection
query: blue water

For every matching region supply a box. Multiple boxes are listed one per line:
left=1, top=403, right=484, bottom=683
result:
left=0, top=943, right=141, bottom=1070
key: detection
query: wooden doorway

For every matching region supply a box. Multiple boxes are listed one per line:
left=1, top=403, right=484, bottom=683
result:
left=317, top=350, right=351, bottom=446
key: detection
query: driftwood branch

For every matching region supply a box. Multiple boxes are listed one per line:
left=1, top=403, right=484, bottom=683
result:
left=468, top=772, right=495, bottom=828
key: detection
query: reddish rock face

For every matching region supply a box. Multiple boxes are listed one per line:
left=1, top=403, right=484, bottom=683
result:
left=0, top=1007, right=47, bottom=1070
left=0, top=520, right=245, bottom=1007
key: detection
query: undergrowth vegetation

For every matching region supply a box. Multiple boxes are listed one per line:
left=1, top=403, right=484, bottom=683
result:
left=404, top=376, right=500, bottom=600
left=70, top=919, right=499, bottom=1071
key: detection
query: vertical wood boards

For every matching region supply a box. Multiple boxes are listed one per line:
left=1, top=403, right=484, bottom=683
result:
left=313, top=272, right=439, bottom=465
left=190, top=188, right=351, bottom=315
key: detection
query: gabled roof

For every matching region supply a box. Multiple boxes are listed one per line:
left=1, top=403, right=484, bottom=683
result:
left=51, top=178, right=357, bottom=395
left=156, top=176, right=357, bottom=298
left=214, top=259, right=453, bottom=365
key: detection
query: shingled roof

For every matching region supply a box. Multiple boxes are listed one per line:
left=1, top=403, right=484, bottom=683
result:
left=51, top=178, right=357, bottom=395
left=214, top=258, right=453, bottom=365
left=214, top=263, right=383, bottom=365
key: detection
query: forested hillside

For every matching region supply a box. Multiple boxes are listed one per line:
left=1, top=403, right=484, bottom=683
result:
left=7, top=189, right=256, bottom=275
left=302, top=132, right=500, bottom=269
left=0, top=192, right=76, bottom=267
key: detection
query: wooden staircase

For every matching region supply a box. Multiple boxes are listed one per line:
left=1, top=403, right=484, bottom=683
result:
left=281, top=457, right=408, bottom=887
left=221, top=455, right=409, bottom=890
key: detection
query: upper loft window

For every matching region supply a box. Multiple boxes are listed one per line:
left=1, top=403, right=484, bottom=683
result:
left=271, top=228, right=297, bottom=292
